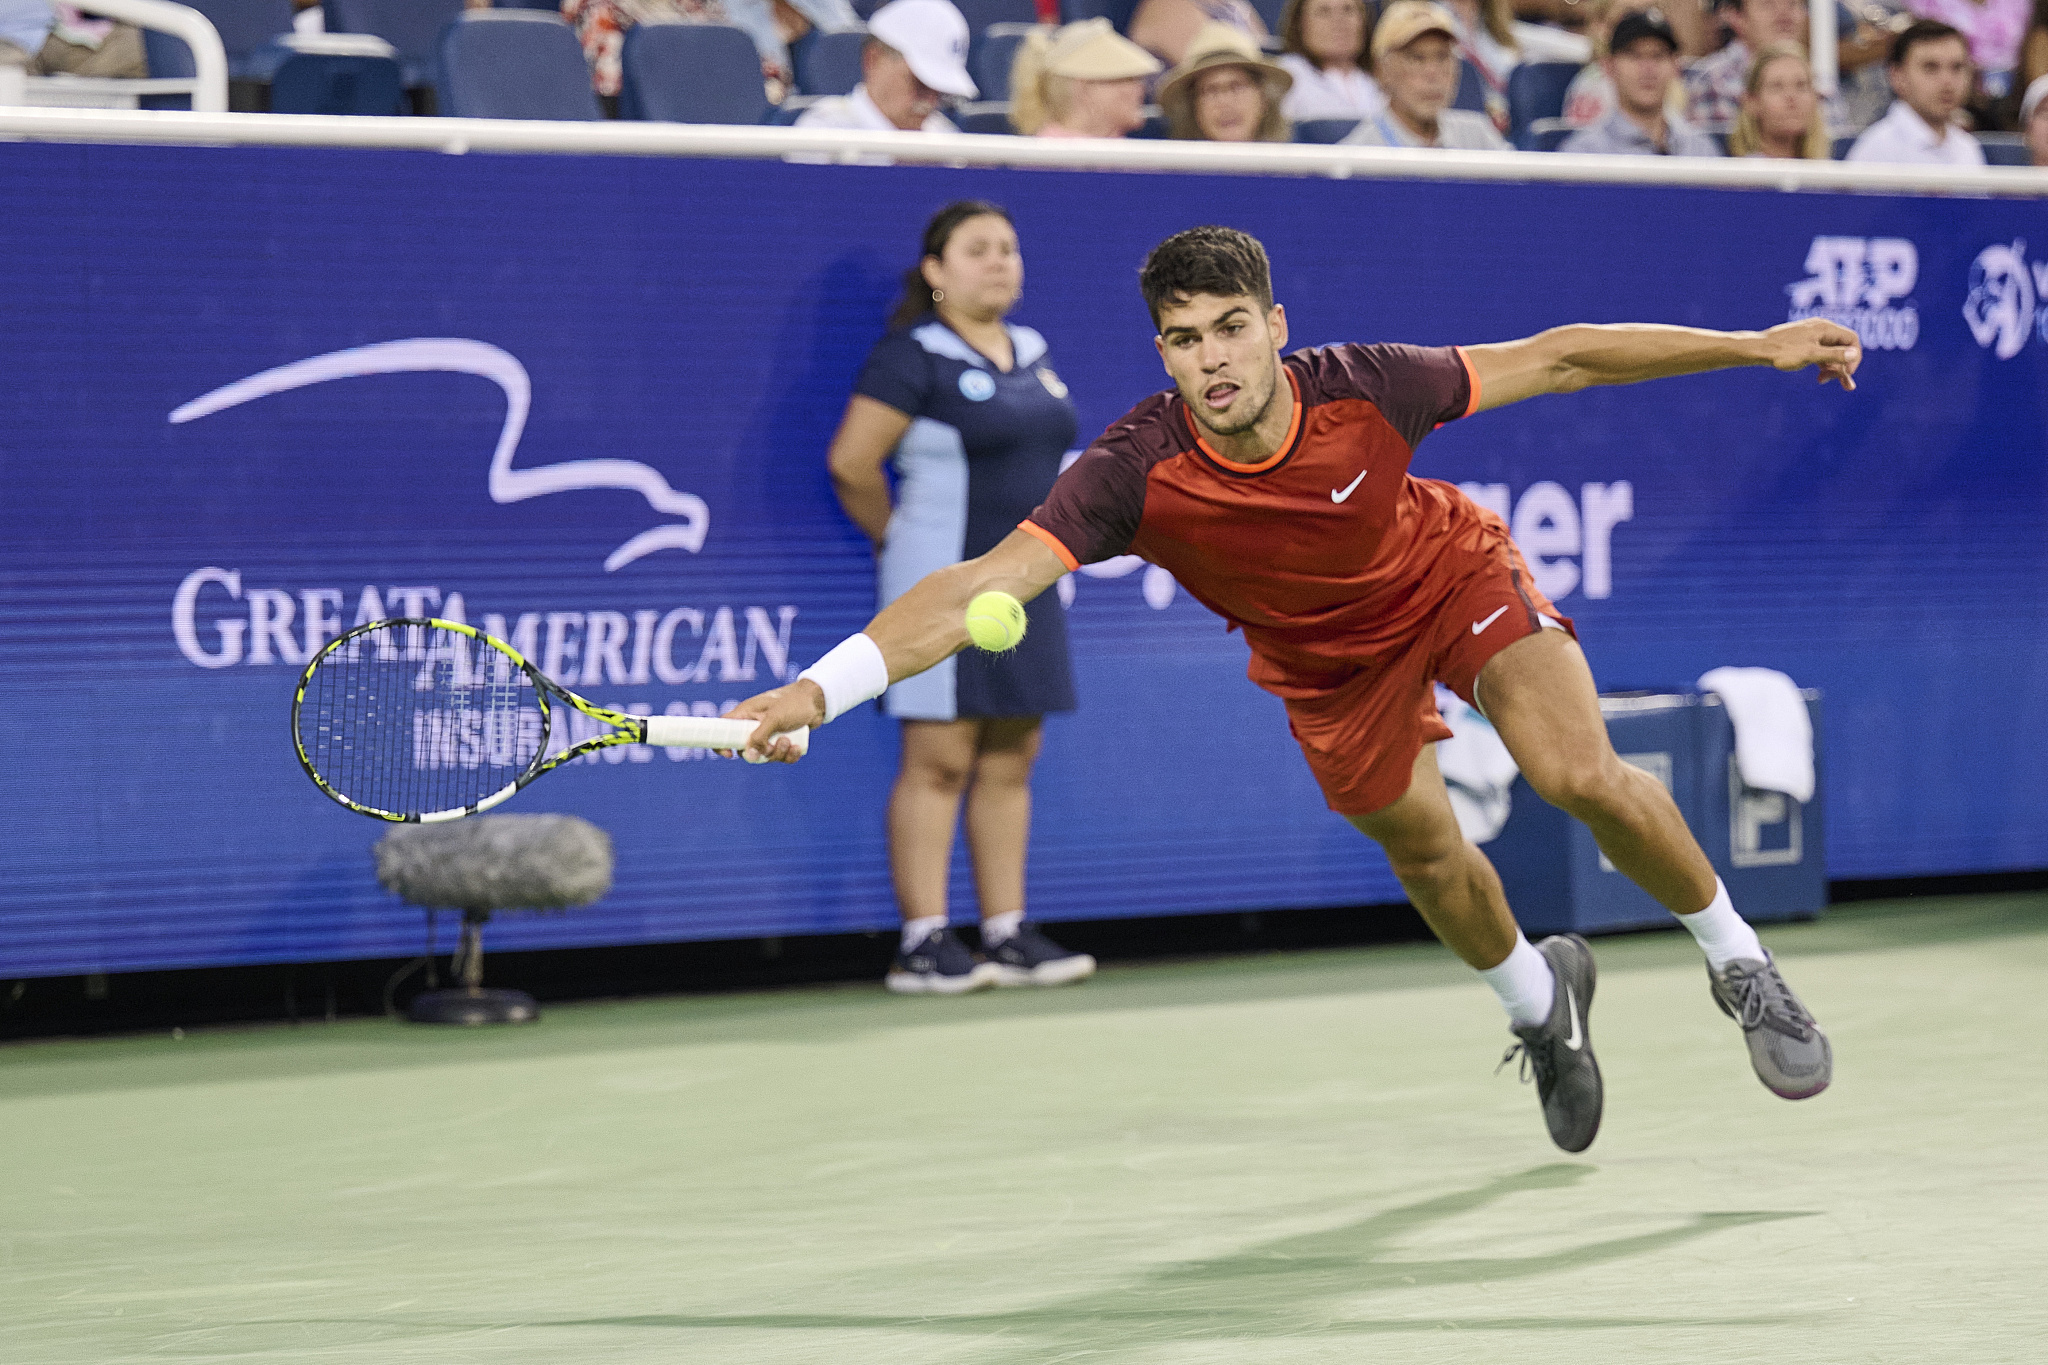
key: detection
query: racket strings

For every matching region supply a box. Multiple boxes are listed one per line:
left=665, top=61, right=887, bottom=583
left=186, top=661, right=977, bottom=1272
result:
left=298, top=623, right=544, bottom=818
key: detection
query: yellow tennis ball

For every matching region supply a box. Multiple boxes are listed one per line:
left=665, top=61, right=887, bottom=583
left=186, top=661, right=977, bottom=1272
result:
left=964, top=591, right=1028, bottom=652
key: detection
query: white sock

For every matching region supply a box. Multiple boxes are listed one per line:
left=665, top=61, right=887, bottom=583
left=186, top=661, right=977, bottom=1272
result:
left=900, top=915, right=946, bottom=951
left=1480, top=934, right=1555, bottom=1029
left=981, top=910, right=1024, bottom=945
left=1676, top=878, right=1765, bottom=971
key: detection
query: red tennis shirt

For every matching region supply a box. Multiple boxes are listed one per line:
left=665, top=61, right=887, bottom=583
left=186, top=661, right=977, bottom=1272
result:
left=1021, top=343, right=1496, bottom=699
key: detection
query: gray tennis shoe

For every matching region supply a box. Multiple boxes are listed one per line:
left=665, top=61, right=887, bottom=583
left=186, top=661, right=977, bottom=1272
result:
left=1499, top=934, right=1604, bottom=1153
left=1709, top=953, right=1832, bottom=1099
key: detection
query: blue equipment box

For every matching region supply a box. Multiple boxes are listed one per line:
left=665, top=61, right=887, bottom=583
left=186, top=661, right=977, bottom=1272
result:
left=1486, top=691, right=1825, bottom=936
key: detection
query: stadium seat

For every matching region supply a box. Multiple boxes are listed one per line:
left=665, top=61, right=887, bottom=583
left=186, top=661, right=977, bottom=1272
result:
left=269, top=51, right=405, bottom=115
left=1528, top=120, right=1573, bottom=151
left=141, top=0, right=295, bottom=84
left=493, top=0, right=564, bottom=7
left=1452, top=59, right=1486, bottom=113
left=795, top=29, right=867, bottom=96
left=954, top=0, right=1036, bottom=78
left=1130, top=111, right=1169, bottom=137
left=1060, top=0, right=1139, bottom=35
left=438, top=11, right=602, bottom=120
left=1977, top=133, right=2028, bottom=166
left=975, top=23, right=1035, bottom=103
left=1830, top=134, right=1854, bottom=158
left=325, top=0, right=466, bottom=89
left=1293, top=117, right=1359, bottom=143
left=622, top=24, right=773, bottom=123
left=1507, top=60, right=1576, bottom=149
left=955, top=101, right=1017, bottom=133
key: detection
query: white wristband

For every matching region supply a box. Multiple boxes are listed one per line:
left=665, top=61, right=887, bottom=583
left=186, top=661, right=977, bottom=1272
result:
left=798, top=633, right=889, bottom=724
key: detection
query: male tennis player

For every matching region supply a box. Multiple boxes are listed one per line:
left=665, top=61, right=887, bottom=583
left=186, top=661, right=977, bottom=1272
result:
left=732, top=226, right=1851, bottom=1152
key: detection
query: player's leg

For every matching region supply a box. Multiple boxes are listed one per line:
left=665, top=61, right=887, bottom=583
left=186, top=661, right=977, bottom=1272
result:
left=1475, top=628, right=1831, bottom=1098
left=885, top=719, right=996, bottom=993
left=1346, top=745, right=1603, bottom=1153
left=962, top=717, right=1094, bottom=987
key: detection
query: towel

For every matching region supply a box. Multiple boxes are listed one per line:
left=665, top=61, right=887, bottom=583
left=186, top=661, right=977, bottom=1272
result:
left=1697, top=667, right=1814, bottom=803
left=1434, top=686, right=1521, bottom=843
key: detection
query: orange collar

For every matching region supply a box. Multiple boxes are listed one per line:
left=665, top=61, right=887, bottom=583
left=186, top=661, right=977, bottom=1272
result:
left=1189, top=369, right=1303, bottom=475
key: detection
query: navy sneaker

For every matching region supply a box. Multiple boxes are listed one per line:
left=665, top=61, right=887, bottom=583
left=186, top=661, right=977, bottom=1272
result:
left=982, top=923, right=1096, bottom=988
left=885, top=926, right=997, bottom=995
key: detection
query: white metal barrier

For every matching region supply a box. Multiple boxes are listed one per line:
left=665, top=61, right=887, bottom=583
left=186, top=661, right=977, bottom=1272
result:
left=19, top=0, right=231, bottom=113
left=0, top=106, right=2043, bottom=196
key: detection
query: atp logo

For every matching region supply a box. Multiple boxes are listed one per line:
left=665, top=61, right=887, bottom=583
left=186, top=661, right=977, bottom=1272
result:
left=1963, top=240, right=2048, bottom=360
left=1785, top=237, right=1919, bottom=351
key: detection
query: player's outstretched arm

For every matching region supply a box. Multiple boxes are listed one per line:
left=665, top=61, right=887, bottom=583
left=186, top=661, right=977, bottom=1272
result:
left=1462, top=317, right=1862, bottom=412
left=722, top=529, right=1069, bottom=761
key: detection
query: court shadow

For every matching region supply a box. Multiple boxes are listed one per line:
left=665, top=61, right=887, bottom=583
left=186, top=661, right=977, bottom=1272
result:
left=509, top=1164, right=1821, bottom=1352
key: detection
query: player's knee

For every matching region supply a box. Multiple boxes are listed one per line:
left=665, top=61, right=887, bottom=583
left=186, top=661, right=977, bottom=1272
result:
left=1381, top=830, right=1469, bottom=891
left=1526, top=752, right=1630, bottom=820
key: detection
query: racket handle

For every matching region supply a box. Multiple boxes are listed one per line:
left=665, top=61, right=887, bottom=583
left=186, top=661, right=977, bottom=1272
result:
left=643, top=714, right=810, bottom=757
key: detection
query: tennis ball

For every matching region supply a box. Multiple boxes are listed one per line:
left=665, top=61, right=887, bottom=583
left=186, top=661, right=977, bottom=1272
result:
left=964, top=591, right=1028, bottom=652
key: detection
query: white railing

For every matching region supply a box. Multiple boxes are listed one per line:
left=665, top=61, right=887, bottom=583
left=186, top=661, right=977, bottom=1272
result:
left=0, top=106, right=2044, bottom=196
left=47, top=0, right=230, bottom=113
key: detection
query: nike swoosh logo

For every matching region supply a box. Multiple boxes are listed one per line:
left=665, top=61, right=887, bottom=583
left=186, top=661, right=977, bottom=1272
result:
left=1472, top=605, right=1510, bottom=635
left=1330, top=469, right=1367, bottom=503
left=1563, top=983, right=1584, bottom=1051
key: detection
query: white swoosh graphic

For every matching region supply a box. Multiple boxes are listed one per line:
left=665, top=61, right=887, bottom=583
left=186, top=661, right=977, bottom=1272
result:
left=168, top=338, right=708, bottom=571
left=1472, top=604, right=1511, bottom=635
left=1563, top=983, right=1584, bottom=1050
left=1331, top=469, right=1368, bottom=503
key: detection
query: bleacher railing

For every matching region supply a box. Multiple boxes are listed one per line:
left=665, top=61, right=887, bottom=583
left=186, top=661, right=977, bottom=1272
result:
left=0, top=107, right=2043, bottom=196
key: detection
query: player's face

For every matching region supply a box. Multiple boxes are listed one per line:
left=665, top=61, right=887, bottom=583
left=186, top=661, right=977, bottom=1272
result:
left=1153, top=294, right=1290, bottom=438
left=923, top=214, right=1023, bottom=320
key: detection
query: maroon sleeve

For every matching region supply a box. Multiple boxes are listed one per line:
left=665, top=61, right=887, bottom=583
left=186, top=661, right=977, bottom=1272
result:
left=1290, top=343, right=1478, bottom=450
left=1022, top=442, right=1149, bottom=568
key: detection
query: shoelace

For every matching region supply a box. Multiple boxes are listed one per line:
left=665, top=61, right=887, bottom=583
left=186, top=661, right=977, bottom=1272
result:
left=1496, top=1037, right=1556, bottom=1088
left=1723, top=962, right=1816, bottom=1039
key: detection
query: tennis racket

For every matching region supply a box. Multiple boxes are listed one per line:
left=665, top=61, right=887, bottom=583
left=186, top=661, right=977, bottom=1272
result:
left=291, top=617, right=807, bottom=822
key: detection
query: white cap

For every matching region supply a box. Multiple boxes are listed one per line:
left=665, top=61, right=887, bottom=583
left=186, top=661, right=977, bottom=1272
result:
left=868, top=0, right=978, bottom=100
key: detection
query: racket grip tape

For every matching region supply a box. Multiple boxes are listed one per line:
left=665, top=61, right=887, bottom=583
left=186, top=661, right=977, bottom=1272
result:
left=642, top=714, right=810, bottom=757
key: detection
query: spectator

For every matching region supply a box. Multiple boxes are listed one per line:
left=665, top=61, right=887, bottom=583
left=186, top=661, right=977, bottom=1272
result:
left=797, top=0, right=976, bottom=131
left=1728, top=39, right=1834, bottom=152
left=1560, top=8, right=1723, bottom=150
left=1905, top=0, right=2028, bottom=84
left=1686, top=0, right=1851, bottom=130
left=1443, top=0, right=1523, bottom=128
left=1845, top=19, right=1986, bottom=159
left=2022, top=68, right=2048, bottom=159
left=1342, top=0, right=1514, bottom=144
left=1130, top=0, right=1268, bottom=67
left=1277, top=0, right=1386, bottom=120
left=2019, top=0, right=2048, bottom=89
left=0, top=2, right=144, bottom=77
left=1009, top=18, right=1161, bottom=136
left=1563, top=0, right=1688, bottom=125
left=1159, top=22, right=1295, bottom=140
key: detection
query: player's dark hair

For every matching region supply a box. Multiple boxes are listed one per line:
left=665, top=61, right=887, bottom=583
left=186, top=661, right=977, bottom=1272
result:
left=886, top=201, right=1014, bottom=333
left=1888, top=18, right=1966, bottom=67
left=1138, top=226, right=1274, bottom=330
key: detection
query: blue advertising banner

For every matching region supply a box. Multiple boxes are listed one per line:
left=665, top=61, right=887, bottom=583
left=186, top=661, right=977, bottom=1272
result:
left=3, top=144, right=2044, bottom=978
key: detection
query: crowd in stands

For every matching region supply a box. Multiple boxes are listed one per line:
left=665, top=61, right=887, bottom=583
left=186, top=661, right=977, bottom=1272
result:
left=2, top=0, right=2045, bottom=166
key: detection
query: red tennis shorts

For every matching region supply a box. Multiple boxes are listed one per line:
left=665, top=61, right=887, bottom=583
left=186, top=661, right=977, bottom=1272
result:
left=1281, top=539, right=1576, bottom=817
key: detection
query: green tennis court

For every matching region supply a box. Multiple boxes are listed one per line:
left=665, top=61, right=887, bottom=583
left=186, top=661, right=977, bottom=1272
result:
left=6, top=891, right=2043, bottom=1365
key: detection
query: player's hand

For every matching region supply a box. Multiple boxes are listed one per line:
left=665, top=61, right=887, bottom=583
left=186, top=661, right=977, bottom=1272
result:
left=720, top=680, right=826, bottom=764
left=1762, top=318, right=1862, bottom=392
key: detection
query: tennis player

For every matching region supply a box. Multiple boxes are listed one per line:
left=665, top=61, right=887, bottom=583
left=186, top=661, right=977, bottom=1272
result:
left=732, top=226, right=1849, bottom=1152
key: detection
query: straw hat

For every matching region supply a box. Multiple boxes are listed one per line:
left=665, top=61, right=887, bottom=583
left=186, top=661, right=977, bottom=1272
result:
left=1041, top=17, right=1161, bottom=81
left=1369, top=0, right=1459, bottom=60
left=1156, top=23, right=1292, bottom=119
